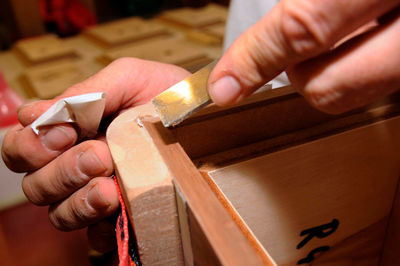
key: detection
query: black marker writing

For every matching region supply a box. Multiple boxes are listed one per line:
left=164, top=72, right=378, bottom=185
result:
left=297, top=219, right=339, bottom=249
left=296, top=218, right=339, bottom=265
left=297, top=246, right=330, bottom=264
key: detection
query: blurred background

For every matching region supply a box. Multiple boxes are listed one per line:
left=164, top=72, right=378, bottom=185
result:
left=0, top=0, right=229, bottom=265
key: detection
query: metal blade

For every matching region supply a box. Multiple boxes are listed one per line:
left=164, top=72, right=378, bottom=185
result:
left=152, top=60, right=218, bottom=127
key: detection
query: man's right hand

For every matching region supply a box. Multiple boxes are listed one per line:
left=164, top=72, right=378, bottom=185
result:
left=209, top=0, right=400, bottom=114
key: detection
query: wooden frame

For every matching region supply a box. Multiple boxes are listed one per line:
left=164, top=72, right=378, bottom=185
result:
left=107, top=86, right=400, bottom=265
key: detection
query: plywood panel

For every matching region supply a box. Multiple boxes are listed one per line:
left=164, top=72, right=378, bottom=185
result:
left=107, top=104, right=184, bottom=265
left=0, top=51, right=27, bottom=98
left=13, top=35, right=79, bottom=66
left=63, top=36, right=105, bottom=60
left=84, top=17, right=171, bottom=48
left=159, top=4, right=228, bottom=28
left=20, top=60, right=102, bottom=99
left=209, top=116, right=400, bottom=265
left=186, top=23, right=226, bottom=45
left=0, top=51, right=24, bottom=81
left=100, top=38, right=213, bottom=71
left=203, top=23, right=226, bottom=39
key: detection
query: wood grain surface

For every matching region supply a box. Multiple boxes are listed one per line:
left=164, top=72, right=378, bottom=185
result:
left=209, top=116, right=400, bottom=265
left=107, top=86, right=400, bottom=265
left=107, top=103, right=184, bottom=265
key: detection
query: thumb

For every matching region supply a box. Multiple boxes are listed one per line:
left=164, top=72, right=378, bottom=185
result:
left=208, top=5, right=288, bottom=106
left=208, top=0, right=395, bottom=105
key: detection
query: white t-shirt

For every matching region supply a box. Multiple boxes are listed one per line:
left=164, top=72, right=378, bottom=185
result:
left=223, top=0, right=290, bottom=88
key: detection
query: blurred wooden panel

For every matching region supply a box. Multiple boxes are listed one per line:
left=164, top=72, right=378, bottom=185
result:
left=13, top=35, right=79, bottom=66
left=159, top=4, right=228, bottom=29
left=0, top=51, right=24, bottom=82
left=20, top=60, right=102, bottom=99
left=63, top=36, right=105, bottom=60
left=202, top=23, right=225, bottom=40
left=186, top=23, right=226, bottom=45
left=100, top=38, right=213, bottom=72
left=84, top=17, right=172, bottom=48
left=0, top=51, right=27, bottom=98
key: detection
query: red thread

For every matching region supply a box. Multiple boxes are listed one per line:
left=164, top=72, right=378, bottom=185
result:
left=114, top=176, right=136, bottom=266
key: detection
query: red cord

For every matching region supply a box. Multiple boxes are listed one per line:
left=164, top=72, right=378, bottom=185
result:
left=114, top=176, right=136, bottom=266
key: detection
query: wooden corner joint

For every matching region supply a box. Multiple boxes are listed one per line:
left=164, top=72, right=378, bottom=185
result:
left=106, top=102, right=268, bottom=265
left=107, top=103, right=184, bottom=265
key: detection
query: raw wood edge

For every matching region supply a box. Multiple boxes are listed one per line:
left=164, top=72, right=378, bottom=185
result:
left=142, top=119, right=273, bottom=265
left=107, top=103, right=184, bottom=265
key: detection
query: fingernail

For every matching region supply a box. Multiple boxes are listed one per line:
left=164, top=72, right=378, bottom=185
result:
left=209, top=76, right=242, bottom=105
left=87, top=185, right=109, bottom=209
left=78, top=150, right=106, bottom=176
left=40, top=126, right=74, bottom=151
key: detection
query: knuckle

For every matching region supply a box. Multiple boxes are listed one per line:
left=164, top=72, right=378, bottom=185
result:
left=61, top=147, right=93, bottom=186
left=55, top=160, right=89, bottom=193
left=72, top=194, right=97, bottom=221
left=238, top=37, right=269, bottom=86
left=281, top=0, right=332, bottom=58
left=301, top=84, right=345, bottom=114
left=49, top=194, right=97, bottom=231
left=48, top=206, right=72, bottom=231
left=22, top=175, right=46, bottom=205
left=79, top=140, right=113, bottom=175
left=53, top=139, right=112, bottom=196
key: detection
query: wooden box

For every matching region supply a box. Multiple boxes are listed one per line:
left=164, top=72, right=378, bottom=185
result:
left=107, top=87, right=400, bottom=265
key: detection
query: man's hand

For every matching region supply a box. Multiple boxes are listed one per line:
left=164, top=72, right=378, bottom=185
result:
left=1, top=58, right=190, bottom=252
left=208, top=0, right=400, bottom=114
